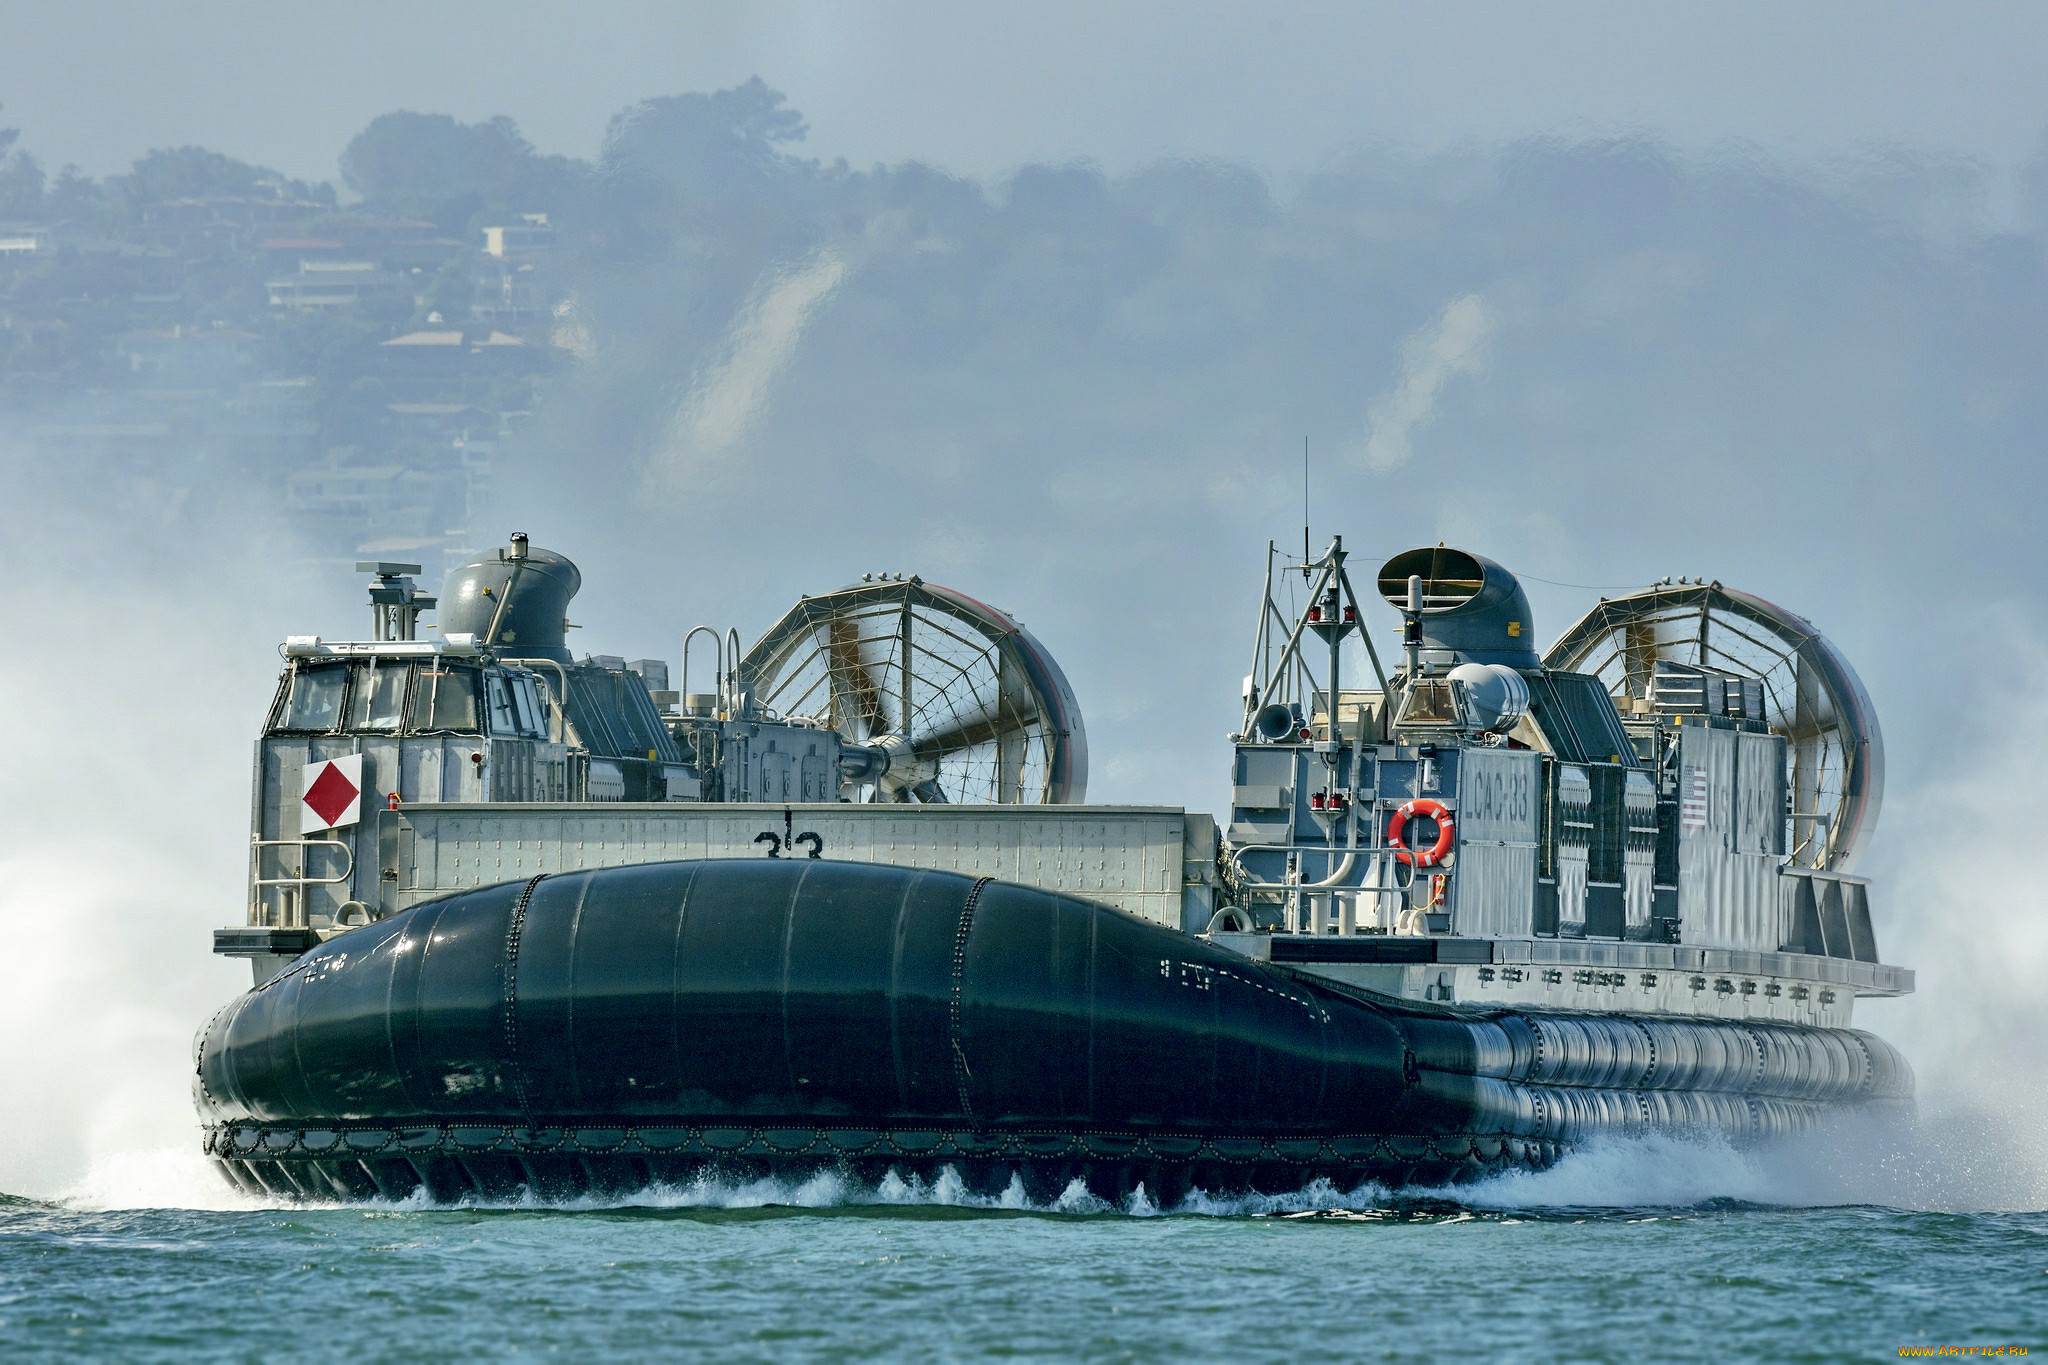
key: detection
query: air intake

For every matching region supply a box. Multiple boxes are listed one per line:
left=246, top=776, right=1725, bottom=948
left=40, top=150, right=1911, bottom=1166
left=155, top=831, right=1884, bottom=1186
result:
left=1376, top=546, right=1539, bottom=669
left=437, top=534, right=582, bottom=662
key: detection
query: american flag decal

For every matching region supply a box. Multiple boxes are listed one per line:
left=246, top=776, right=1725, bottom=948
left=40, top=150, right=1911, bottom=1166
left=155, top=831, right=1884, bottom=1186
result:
left=1680, top=765, right=1709, bottom=833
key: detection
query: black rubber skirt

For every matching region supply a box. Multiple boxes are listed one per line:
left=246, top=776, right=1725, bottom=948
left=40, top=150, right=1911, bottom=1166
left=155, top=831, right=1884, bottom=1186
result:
left=195, top=859, right=1911, bottom=1202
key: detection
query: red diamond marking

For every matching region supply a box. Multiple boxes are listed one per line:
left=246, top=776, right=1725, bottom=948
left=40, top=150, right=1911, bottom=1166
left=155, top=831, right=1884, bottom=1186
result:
left=303, top=762, right=361, bottom=828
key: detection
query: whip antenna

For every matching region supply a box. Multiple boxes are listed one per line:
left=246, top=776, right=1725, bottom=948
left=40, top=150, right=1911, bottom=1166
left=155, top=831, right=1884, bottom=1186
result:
left=1302, top=435, right=1311, bottom=575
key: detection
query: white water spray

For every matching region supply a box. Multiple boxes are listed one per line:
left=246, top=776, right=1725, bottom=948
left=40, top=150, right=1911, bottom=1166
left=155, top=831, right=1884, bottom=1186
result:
left=0, top=462, right=313, bottom=1205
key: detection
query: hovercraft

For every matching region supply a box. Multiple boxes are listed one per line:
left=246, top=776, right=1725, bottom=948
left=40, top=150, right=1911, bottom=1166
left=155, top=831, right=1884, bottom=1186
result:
left=199, top=535, right=1912, bottom=1201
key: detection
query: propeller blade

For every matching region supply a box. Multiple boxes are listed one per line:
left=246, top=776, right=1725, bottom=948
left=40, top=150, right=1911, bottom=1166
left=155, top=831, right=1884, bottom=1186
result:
left=826, top=618, right=889, bottom=737
left=912, top=702, right=1021, bottom=759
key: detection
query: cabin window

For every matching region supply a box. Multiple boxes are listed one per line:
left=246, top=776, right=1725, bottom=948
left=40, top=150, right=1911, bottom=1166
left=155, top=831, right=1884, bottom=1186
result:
left=283, top=663, right=348, bottom=731
left=350, top=661, right=409, bottom=731
left=484, top=671, right=551, bottom=738
left=410, top=666, right=480, bottom=733
left=486, top=673, right=520, bottom=736
left=1398, top=679, right=1459, bottom=727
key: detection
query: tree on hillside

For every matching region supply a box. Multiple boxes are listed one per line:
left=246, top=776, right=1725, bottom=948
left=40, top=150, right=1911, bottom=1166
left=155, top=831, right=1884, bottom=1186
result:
left=43, top=164, right=105, bottom=223
left=116, top=146, right=327, bottom=207
left=601, top=77, right=807, bottom=188
left=339, top=112, right=582, bottom=232
left=580, top=78, right=825, bottom=268
left=341, top=112, right=529, bottom=204
left=0, top=104, right=45, bottom=218
left=416, top=256, right=473, bottom=325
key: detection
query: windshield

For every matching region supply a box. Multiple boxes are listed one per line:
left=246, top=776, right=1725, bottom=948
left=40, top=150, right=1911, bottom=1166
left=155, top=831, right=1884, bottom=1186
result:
left=411, top=665, right=480, bottom=732
left=1398, top=679, right=1459, bottom=727
left=283, top=663, right=348, bottom=731
left=350, top=660, right=409, bottom=730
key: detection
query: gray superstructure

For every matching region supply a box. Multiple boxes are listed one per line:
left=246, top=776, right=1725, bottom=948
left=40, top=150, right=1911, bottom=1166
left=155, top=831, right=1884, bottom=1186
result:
left=226, top=532, right=1904, bottom=1025
left=1205, top=539, right=1905, bottom=1029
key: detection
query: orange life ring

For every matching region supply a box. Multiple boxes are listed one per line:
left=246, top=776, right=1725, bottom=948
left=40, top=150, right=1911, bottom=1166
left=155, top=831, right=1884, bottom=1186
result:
left=1387, top=798, right=1455, bottom=867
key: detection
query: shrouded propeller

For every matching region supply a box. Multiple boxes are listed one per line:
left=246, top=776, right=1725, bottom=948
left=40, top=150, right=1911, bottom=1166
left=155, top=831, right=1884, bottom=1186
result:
left=739, top=576, right=1088, bottom=804
left=1544, top=580, right=1883, bottom=873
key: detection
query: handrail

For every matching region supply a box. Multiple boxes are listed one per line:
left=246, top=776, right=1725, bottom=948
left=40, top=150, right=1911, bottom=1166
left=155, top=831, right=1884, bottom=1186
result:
left=682, top=626, right=723, bottom=712
left=1230, top=709, right=1388, bottom=901
left=522, top=658, right=569, bottom=743
left=723, top=627, right=743, bottom=712
left=252, top=836, right=355, bottom=887
left=1304, top=713, right=1369, bottom=889
left=1225, top=842, right=1411, bottom=898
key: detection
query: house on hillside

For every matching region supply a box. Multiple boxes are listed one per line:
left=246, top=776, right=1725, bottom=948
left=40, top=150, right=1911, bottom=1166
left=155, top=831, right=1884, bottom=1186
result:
left=267, top=259, right=406, bottom=311
left=377, top=327, right=545, bottom=401
left=481, top=214, right=554, bottom=258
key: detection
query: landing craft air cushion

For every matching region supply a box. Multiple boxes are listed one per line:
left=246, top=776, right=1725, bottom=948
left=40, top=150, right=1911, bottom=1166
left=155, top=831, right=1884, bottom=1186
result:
left=197, top=534, right=1912, bottom=1201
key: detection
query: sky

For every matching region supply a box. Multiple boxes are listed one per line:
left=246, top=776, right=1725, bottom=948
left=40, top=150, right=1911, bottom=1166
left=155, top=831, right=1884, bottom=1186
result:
left=7, top=1, right=2048, bottom=199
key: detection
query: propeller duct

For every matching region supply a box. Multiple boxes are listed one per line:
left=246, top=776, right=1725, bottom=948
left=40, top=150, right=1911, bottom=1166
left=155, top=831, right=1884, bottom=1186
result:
left=738, top=577, right=1088, bottom=804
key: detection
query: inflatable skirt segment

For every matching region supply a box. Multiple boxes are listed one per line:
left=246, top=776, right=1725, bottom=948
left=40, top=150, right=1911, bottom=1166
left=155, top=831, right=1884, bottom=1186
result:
left=196, top=859, right=1911, bottom=1202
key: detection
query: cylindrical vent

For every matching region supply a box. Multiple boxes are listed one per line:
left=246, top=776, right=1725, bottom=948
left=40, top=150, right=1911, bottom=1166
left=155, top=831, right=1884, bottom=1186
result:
left=1448, top=662, right=1531, bottom=733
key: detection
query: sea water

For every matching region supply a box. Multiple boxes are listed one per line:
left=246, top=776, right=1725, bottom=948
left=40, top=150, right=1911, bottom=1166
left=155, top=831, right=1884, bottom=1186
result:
left=5, top=1124, right=2044, bottom=1362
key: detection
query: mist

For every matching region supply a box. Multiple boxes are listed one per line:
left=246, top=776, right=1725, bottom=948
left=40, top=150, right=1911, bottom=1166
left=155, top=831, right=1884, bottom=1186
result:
left=2, top=74, right=2045, bottom=1206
